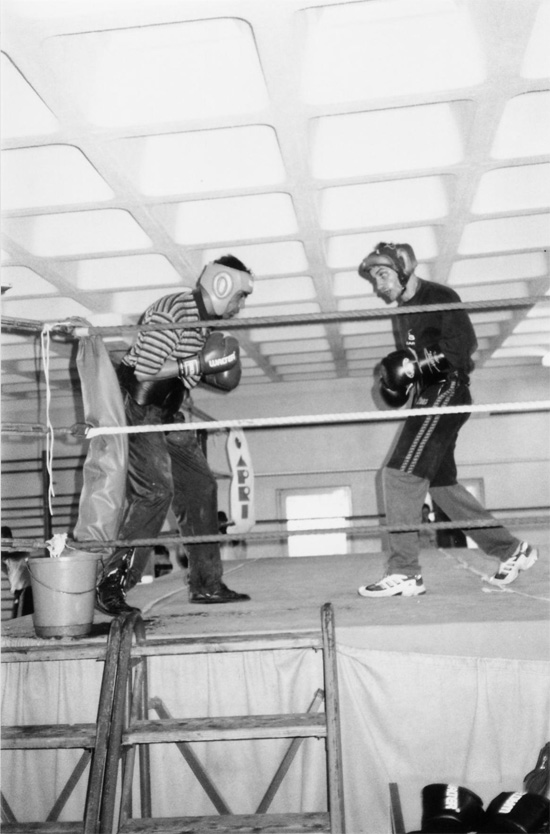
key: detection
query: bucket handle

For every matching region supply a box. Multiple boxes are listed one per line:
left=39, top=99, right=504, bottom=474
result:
left=27, top=563, right=97, bottom=596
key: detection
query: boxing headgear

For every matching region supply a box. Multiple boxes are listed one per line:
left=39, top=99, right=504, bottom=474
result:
left=198, top=262, right=254, bottom=317
left=359, top=242, right=417, bottom=288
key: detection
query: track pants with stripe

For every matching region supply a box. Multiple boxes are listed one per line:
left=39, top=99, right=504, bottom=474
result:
left=383, top=374, right=522, bottom=575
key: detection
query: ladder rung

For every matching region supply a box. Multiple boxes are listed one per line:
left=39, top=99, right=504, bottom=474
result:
left=119, top=810, right=331, bottom=832
left=2, top=723, right=97, bottom=749
left=125, top=714, right=328, bottom=744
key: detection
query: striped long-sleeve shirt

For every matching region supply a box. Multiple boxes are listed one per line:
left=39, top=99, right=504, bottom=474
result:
left=121, top=290, right=209, bottom=390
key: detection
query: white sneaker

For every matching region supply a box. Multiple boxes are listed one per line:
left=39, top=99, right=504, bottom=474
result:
left=358, top=573, right=426, bottom=598
left=488, top=542, right=538, bottom=586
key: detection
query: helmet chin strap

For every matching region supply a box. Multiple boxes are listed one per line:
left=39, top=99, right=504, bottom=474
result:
left=397, top=273, right=409, bottom=300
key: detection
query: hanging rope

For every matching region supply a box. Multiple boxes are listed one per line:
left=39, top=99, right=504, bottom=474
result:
left=39, top=325, right=56, bottom=515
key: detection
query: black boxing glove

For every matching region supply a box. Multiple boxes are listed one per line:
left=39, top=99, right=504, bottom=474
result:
left=415, top=345, right=451, bottom=386
left=202, top=361, right=242, bottom=392
left=477, top=791, right=550, bottom=833
left=381, top=346, right=450, bottom=393
left=179, top=332, right=239, bottom=377
left=379, top=350, right=415, bottom=408
left=420, top=784, right=486, bottom=833
left=379, top=379, right=411, bottom=408
left=381, top=349, right=417, bottom=390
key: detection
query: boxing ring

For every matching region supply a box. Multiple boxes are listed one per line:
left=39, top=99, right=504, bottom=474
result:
left=1, top=296, right=549, bottom=833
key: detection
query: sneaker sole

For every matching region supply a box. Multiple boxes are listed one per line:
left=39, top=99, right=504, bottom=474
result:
left=488, top=547, right=538, bottom=586
left=358, top=585, right=426, bottom=598
left=189, top=596, right=250, bottom=604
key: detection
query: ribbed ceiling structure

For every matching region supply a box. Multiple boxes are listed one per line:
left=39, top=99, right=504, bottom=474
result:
left=1, top=0, right=549, bottom=404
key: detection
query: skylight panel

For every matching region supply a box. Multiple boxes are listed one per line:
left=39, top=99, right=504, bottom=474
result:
left=458, top=214, right=550, bottom=254
left=449, top=252, right=547, bottom=285
left=473, top=323, right=501, bottom=339
left=339, top=317, right=393, bottom=335
left=337, top=297, right=389, bottom=314
left=521, top=0, right=550, bottom=79
left=110, top=287, right=190, bottom=316
left=0, top=267, right=58, bottom=295
left=249, top=324, right=327, bottom=342
left=260, top=339, right=331, bottom=355
left=491, top=347, right=547, bottom=359
left=1, top=296, right=92, bottom=321
left=274, top=360, right=336, bottom=374
left=121, top=126, right=285, bottom=196
left=327, top=226, right=438, bottom=269
left=344, top=333, right=395, bottom=350
left=168, top=194, right=298, bottom=245
left=73, top=254, right=184, bottom=291
left=243, top=276, right=316, bottom=306
left=280, top=370, right=338, bottom=381
left=470, top=311, right=513, bottom=325
left=269, top=351, right=333, bottom=366
left=501, top=333, right=550, bottom=348
left=320, top=177, right=448, bottom=230
left=0, top=53, right=58, bottom=139
left=201, top=242, right=308, bottom=275
left=457, top=282, right=527, bottom=301
left=491, top=92, right=550, bottom=158
left=333, top=272, right=384, bottom=298
left=2, top=210, right=152, bottom=257
left=43, top=19, right=268, bottom=127
left=311, top=104, right=464, bottom=178
left=300, top=0, right=485, bottom=105
left=472, top=164, right=550, bottom=214
left=241, top=302, right=320, bottom=319
left=346, top=346, right=392, bottom=360
left=513, top=315, right=550, bottom=334
left=526, top=306, right=550, bottom=319
left=1, top=146, right=113, bottom=211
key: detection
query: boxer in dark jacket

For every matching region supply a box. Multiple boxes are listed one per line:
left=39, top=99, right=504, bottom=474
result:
left=356, top=242, right=537, bottom=597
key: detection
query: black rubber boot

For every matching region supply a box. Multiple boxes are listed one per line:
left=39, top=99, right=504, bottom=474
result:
left=95, top=560, right=140, bottom=616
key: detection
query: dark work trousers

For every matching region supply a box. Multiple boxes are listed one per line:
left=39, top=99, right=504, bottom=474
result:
left=102, top=393, right=223, bottom=594
left=383, top=374, right=521, bottom=575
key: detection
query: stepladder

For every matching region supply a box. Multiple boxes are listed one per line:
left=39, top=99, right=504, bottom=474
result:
left=117, top=601, right=346, bottom=833
left=1, top=603, right=345, bottom=833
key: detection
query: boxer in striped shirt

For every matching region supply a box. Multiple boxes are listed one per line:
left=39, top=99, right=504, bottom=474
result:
left=96, top=255, right=254, bottom=615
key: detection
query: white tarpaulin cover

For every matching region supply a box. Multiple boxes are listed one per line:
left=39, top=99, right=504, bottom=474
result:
left=2, top=640, right=549, bottom=832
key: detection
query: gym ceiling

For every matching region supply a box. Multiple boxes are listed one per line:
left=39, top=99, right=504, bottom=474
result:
left=1, top=0, right=549, bottom=406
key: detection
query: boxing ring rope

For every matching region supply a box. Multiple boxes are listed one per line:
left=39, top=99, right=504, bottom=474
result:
left=3, top=399, right=550, bottom=440
left=2, top=513, right=549, bottom=554
left=2, top=294, right=549, bottom=337
left=2, top=294, right=549, bottom=555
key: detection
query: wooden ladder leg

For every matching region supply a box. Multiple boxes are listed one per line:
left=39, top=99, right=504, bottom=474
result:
left=321, top=602, right=346, bottom=834
left=84, top=616, right=123, bottom=834
left=100, top=612, right=144, bottom=834
left=389, top=783, right=406, bottom=834
left=138, top=655, right=152, bottom=819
